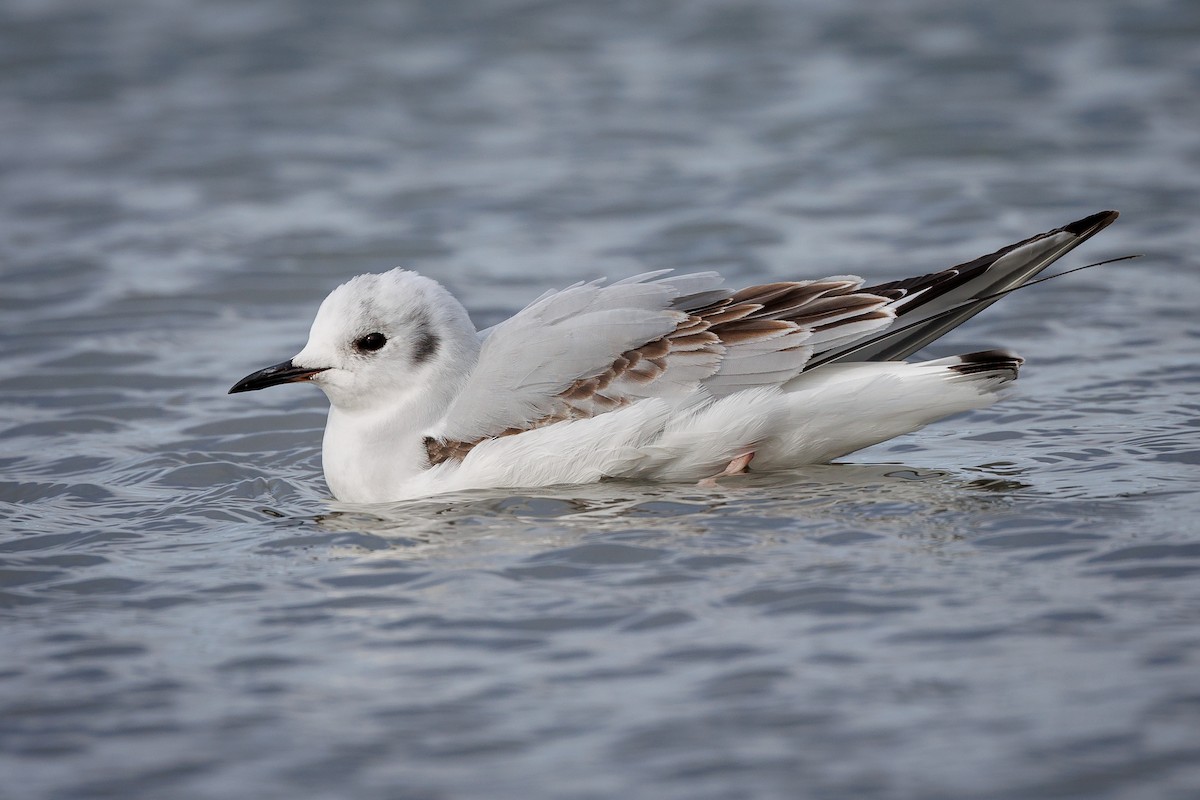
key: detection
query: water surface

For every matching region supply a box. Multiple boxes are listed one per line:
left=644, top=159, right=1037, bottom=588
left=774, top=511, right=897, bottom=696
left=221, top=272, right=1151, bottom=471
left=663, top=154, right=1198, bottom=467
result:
left=3, top=1, right=1200, bottom=798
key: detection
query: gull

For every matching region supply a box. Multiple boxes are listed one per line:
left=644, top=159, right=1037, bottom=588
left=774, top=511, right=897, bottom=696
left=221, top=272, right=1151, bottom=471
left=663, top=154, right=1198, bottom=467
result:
left=230, top=210, right=1118, bottom=503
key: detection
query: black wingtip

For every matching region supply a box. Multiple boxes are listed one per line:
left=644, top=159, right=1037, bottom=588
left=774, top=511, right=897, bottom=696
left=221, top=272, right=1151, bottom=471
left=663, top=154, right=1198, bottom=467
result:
left=1063, top=210, right=1119, bottom=237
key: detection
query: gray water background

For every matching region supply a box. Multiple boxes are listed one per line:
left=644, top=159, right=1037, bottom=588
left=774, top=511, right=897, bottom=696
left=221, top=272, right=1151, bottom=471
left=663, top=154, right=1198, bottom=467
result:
left=3, top=0, right=1200, bottom=798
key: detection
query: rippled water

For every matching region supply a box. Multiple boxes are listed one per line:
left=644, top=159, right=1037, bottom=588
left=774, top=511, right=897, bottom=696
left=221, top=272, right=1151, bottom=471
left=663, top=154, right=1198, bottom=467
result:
left=4, top=1, right=1200, bottom=798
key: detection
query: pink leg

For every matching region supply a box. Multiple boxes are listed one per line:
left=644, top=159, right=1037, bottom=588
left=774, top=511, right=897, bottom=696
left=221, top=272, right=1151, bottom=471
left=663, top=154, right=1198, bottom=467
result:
left=698, top=451, right=755, bottom=487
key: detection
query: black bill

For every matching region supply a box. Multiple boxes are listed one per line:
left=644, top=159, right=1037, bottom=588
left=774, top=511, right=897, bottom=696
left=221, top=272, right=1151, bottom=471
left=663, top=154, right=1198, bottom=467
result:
left=229, top=360, right=329, bottom=394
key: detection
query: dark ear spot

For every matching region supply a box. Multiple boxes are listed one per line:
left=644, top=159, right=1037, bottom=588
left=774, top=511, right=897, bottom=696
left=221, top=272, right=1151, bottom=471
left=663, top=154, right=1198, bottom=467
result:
left=412, top=324, right=440, bottom=365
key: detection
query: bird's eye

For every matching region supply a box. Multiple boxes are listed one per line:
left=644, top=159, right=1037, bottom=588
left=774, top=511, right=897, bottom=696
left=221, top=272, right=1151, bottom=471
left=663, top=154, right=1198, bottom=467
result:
left=354, top=332, right=387, bottom=352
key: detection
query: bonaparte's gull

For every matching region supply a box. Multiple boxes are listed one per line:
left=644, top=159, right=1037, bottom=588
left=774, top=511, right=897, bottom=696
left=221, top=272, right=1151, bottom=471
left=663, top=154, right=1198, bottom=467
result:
left=230, top=211, right=1118, bottom=503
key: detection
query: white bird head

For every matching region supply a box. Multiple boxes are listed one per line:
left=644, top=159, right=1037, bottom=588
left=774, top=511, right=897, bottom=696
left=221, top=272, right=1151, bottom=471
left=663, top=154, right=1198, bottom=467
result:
left=229, top=269, right=480, bottom=413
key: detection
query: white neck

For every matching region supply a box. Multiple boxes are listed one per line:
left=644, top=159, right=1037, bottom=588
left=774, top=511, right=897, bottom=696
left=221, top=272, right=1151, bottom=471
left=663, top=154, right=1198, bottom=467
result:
left=321, top=332, right=478, bottom=503
left=320, top=371, right=459, bottom=503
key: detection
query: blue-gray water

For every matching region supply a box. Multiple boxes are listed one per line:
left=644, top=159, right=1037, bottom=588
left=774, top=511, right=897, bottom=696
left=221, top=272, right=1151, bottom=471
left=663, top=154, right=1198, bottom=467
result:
left=3, top=1, right=1199, bottom=798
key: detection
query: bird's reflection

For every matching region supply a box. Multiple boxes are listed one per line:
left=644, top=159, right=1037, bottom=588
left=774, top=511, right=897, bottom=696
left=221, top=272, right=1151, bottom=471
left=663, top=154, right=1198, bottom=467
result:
left=289, top=461, right=1036, bottom=550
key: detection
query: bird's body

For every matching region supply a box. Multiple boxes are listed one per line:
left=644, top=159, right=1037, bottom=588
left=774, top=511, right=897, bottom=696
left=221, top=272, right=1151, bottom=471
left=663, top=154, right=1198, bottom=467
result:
left=231, top=211, right=1118, bottom=503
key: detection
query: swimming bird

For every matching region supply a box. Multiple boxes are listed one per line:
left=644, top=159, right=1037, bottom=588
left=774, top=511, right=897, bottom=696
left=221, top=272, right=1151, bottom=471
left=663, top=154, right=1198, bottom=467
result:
left=230, top=210, right=1118, bottom=503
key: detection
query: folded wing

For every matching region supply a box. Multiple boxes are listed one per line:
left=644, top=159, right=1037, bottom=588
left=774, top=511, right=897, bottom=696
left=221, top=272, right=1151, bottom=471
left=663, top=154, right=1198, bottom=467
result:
left=428, top=210, right=1118, bottom=465
left=427, top=272, right=895, bottom=463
